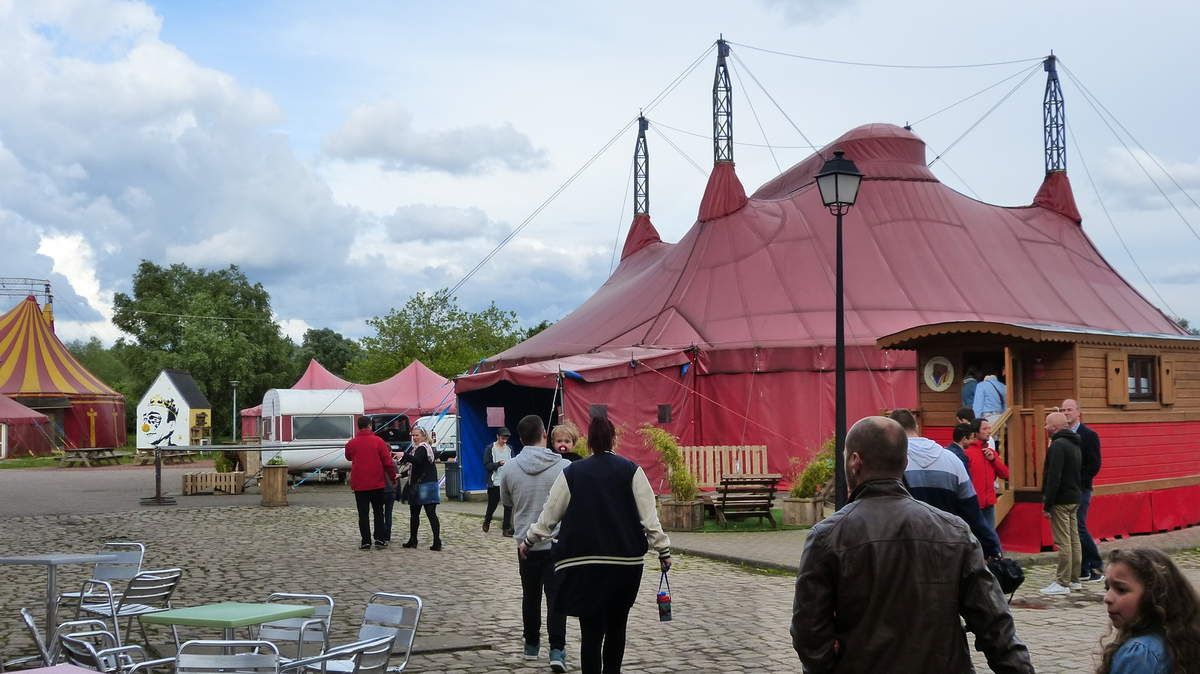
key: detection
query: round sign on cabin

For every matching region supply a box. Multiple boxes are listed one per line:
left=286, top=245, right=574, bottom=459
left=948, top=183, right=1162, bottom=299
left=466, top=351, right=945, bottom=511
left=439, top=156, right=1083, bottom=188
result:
left=923, top=356, right=955, bottom=392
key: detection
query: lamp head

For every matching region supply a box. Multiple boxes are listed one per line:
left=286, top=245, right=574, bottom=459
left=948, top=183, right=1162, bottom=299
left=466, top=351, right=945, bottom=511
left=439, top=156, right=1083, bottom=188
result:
left=816, top=150, right=863, bottom=216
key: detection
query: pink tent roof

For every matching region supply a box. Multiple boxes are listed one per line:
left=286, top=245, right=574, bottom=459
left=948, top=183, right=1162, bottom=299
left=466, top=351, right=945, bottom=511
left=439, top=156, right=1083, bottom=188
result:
left=494, top=123, right=1181, bottom=364
left=0, top=394, right=48, bottom=425
left=267, top=359, right=456, bottom=416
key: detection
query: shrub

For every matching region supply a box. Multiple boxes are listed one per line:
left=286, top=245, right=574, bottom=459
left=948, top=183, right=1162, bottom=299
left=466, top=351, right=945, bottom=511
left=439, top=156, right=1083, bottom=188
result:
left=640, top=424, right=698, bottom=503
left=213, top=451, right=235, bottom=473
left=790, top=436, right=836, bottom=499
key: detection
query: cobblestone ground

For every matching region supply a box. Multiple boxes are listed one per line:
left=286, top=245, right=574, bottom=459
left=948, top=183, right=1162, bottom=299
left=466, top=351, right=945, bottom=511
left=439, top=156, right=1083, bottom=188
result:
left=1, top=505, right=1197, bottom=673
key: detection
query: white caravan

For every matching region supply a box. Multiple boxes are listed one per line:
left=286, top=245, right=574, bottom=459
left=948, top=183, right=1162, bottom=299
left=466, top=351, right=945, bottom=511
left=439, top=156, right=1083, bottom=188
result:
left=415, top=413, right=458, bottom=459
left=260, top=388, right=364, bottom=474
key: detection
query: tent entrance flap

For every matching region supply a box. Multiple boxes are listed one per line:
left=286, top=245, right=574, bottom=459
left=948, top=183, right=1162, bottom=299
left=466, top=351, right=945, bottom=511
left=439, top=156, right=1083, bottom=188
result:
left=458, top=382, right=558, bottom=493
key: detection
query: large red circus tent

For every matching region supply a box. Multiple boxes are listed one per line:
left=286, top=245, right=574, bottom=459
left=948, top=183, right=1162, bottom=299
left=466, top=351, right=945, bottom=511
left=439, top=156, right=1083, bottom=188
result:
left=0, top=296, right=126, bottom=450
left=0, top=394, right=53, bottom=457
left=454, top=122, right=1185, bottom=495
left=240, top=358, right=455, bottom=438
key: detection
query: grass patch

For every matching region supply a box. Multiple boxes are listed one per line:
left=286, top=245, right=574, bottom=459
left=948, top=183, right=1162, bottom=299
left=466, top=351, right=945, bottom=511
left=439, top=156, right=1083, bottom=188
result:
left=697, top=508, right=809, bottom=533
left=0, top=455, right=62, bottom=469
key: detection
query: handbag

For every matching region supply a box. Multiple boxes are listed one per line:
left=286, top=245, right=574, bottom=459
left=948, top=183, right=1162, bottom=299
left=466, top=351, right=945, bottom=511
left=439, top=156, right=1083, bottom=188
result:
left=416, top=481, right=441, bottom=505
left=987, top=556, right=1025, bottom=601
left=656, top=571, right=672, bottom=622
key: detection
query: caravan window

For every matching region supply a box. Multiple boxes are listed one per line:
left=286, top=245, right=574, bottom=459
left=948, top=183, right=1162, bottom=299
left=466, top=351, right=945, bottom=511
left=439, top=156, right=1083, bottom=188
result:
left=292, top=415, right=354, bottom=440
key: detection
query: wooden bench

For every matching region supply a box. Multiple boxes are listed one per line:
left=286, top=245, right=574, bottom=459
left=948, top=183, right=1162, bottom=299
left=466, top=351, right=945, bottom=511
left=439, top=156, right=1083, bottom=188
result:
left=680, top=445, right=769, bottom=489
left=136, top=448, right=200, bottom=465
left=59, top=447, right=123, bottom=468
left=712, top=473, right=782, bottom=528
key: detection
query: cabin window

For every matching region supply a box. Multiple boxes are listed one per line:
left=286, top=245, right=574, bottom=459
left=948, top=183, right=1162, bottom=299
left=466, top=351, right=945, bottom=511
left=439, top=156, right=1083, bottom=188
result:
left=1128, top=356, right=1156, bottom=401
left=292, top=415, right=354, bottom=440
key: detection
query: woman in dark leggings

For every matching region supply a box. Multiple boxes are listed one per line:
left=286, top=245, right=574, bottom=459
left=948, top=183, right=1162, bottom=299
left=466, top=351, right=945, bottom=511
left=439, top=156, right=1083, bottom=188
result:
left=401, top=427, right=442, bottom=551
left=520, top=416, right=672, bottom=673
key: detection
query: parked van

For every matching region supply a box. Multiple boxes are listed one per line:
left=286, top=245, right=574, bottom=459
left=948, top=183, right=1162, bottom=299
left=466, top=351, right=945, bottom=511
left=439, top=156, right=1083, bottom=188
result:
left=415, top=413, right=458, bottom=460
left=261, top=388, right=364, bottom=475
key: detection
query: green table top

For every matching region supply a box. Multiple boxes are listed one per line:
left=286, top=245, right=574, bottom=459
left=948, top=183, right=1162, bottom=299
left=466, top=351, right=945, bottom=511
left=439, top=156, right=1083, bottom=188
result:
left=140, top=602, right=314, bottom=628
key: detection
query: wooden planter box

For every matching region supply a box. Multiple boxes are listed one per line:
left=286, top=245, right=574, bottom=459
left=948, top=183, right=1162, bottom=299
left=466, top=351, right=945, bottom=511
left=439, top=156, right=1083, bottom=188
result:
left=659, top=500, right=704, bottom=531
left=182, top=471, right=245, bottom=496
left=781, top=497, right=823, bottom=527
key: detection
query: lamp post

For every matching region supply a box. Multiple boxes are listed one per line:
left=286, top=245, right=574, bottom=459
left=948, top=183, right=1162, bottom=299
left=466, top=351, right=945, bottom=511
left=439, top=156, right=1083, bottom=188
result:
left=816, top=150, right=863, bottom=510
left=230, top=380, right=239, bottom=444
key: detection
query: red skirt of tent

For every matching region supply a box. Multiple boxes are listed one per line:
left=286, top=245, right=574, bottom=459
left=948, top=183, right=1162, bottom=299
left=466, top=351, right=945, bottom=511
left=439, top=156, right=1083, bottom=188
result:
left=58, top=397, right=126, bottom=449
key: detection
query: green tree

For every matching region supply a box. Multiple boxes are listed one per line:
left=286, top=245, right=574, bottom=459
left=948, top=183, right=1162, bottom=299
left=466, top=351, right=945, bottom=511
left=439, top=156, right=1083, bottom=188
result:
left=112, top=261, right=297, bottom=440
left=523, top=319, right=554, bottom=340
left=298, top=328, right=361, bottom=376
left=1173, top=317, right=1200, bottom=336
left=347, top=289, right=525, bottom=381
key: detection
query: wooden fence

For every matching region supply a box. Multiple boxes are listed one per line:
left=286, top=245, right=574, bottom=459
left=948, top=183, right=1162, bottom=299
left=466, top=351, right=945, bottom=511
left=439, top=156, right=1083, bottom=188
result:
left=680, top=445, right=769, bottom=489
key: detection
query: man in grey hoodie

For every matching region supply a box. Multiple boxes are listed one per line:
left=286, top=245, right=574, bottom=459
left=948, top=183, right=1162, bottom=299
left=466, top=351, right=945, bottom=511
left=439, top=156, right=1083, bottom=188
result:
left=888, top=409, right=1002, bottom=559
left=501, top=414, right=571, bottom=673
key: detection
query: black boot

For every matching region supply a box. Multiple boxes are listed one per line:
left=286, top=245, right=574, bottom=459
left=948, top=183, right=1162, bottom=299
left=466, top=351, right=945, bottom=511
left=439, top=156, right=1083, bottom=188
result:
left=401, top=539, right=418, bottom=549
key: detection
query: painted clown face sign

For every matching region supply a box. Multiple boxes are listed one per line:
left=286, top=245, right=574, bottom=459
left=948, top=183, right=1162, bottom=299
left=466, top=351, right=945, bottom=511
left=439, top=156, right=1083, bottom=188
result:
left=140, top=395, right=181, bottom=447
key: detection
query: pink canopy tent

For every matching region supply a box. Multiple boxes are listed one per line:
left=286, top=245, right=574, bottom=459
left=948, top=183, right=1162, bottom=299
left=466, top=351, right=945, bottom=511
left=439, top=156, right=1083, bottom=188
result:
left=241, top=359, right=456, bottom=437
left=457, top=123, right=1181, bottom=491
left=0, top=394, right=53, bottom=457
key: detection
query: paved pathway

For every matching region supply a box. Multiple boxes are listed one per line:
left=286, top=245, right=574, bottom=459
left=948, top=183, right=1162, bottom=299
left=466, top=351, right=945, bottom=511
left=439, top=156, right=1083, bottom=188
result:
left=1, top=467, right=1198, bottom=672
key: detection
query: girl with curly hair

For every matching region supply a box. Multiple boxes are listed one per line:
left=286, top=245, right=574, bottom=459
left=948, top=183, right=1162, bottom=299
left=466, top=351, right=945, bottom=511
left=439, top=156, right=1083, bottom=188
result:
left=1097, top=548, right=1200, bottom=673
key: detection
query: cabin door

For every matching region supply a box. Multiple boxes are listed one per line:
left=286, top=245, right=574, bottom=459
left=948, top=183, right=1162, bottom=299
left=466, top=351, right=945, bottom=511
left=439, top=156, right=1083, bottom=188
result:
left=994, top=346, right=1020, bottom=524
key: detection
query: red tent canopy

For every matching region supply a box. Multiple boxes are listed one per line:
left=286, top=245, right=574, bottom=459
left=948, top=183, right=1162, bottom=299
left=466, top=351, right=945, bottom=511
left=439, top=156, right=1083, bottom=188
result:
left=459, top=123, right=1182, bottom=489
left=498, top=124, right=1179, bottom=365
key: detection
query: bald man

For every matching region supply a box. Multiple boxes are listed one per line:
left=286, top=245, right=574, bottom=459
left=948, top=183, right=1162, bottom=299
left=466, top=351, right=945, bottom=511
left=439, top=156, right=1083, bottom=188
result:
left=1040, top=412, right=1083, bottom=595
left=1062, top=398, right=1103, bottom=580
left=791, top=417, right=1032, bottom=673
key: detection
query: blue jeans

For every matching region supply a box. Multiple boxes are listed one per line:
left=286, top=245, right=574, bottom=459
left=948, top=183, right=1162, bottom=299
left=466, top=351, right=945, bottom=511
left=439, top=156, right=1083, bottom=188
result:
left=1078, top=489, right=1102, bottom=574
left=981, top=505, right=995, bottom=531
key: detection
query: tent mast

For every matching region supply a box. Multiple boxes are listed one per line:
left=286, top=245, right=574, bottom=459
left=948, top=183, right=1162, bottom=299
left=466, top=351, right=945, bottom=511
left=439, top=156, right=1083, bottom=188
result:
left=713, top=36, right=733, bottom=164
left=1042, top=53, right=1066, bottom=174
left=634, top=114, right=650, bottom=216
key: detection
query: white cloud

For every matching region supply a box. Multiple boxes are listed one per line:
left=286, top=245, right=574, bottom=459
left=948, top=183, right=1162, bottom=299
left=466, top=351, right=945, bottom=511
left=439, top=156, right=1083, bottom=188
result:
left=1095, top=146, right=1200, bottom=212
left=276, top=317, right=313, bottom=343
left=35, top=232, right=121, bottom=342
left=755, top=0, right=860, bottom=24
left=322, top=100, right=546, bottom=174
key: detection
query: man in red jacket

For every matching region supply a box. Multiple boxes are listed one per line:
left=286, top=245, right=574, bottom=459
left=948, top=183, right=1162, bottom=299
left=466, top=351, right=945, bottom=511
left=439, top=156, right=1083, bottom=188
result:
left=346, top=416, right=398, bottom=550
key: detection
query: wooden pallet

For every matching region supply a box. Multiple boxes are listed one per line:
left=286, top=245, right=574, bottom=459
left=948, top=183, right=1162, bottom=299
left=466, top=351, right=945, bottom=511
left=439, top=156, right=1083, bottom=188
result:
left=679, top=445, right=769, bottom=489
left=182, top=471, right=246, bottom=495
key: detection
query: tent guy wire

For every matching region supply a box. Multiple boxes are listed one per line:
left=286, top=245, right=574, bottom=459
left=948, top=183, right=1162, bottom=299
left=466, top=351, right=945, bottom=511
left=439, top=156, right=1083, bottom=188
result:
left=727, top=40, right=1044, bottom=70
left=728, top=59, right=782, bottom=175
left=1059, top=62, right=1200, bottom=245
left=727, top=51, right=822, bottom=157
left=907, top=61, right=1043, bottom=128
left=926, top=64, right=1041, bottom=168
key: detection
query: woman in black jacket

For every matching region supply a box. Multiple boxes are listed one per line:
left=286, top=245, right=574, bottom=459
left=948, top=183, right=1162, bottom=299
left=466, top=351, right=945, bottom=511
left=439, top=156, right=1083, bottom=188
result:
left=520, top=416, right=671, bottom=674
left=401, top=427, right=442, bottom=550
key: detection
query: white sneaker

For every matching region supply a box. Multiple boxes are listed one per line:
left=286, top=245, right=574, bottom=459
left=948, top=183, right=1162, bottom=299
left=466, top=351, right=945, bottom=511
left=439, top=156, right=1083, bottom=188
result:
left=1069, top=582, right=1082, bottom=590
left=1040, top=581, right=1070, bottom=595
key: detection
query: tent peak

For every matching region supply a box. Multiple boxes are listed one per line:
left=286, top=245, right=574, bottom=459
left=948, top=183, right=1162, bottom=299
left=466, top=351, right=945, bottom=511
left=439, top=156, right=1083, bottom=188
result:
left=698, top=162, right=747, bottom=222
left=1033, top=170, right=1082, bottom=223
left=621, top=213, right=662, bottom=260
left=752, top=123, right=936, bottom=200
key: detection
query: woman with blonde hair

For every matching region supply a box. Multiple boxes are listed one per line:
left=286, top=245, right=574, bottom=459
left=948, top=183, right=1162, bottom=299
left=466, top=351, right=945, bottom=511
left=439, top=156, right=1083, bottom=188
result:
left=401, top=426, right=442, bottom=550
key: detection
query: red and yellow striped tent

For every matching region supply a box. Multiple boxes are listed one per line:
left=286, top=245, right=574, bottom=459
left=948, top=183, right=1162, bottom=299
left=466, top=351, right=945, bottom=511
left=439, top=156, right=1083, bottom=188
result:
left=0, top=296, right=125, bottom=451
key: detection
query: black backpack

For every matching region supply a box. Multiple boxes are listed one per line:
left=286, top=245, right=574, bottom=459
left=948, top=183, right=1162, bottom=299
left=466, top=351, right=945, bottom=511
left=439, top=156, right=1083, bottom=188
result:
left=987, top=557, right=1025, bottom=601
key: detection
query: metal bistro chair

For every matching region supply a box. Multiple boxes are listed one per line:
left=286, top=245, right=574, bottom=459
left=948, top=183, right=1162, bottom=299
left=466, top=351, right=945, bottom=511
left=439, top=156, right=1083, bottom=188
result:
left=255, top=593, right=335, bottom=659
left=58, top=542, right=146, bottom=609
left=176, top=640, right=281, bottom=674
left=354, top=593, right=422, bottom=673
left=59, top=629, right=173, bottom=674
left=3, top=608, right=110, bottom=669
left=77, top=567, right=183, bottom=648
left=287, top=635, right=395, bottom=674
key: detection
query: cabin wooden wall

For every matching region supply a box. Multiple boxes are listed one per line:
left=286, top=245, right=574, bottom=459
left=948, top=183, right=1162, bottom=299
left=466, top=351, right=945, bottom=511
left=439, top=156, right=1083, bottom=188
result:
left=1076, top=345, right=1200, bottom=422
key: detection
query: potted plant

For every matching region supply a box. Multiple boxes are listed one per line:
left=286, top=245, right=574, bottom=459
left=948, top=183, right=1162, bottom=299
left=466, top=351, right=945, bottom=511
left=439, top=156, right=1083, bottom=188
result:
left=640, top=424, right=703, bottom=531
left=782, top=437, right=835, bottom=527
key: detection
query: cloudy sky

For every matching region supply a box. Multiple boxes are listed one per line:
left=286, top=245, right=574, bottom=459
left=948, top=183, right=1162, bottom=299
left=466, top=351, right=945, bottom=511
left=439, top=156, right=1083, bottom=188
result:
left=3, top=0, right=1199, bottom=345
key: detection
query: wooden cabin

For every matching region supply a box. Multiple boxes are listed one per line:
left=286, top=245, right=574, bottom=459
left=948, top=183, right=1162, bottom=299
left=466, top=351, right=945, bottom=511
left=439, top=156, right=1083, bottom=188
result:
left=878, top=320, right=1200, bottom=553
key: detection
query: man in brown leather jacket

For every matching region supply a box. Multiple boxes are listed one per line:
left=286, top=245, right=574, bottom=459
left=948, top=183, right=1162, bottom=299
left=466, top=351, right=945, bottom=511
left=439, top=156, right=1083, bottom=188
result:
left=791, top=416, right=1033, bottom=673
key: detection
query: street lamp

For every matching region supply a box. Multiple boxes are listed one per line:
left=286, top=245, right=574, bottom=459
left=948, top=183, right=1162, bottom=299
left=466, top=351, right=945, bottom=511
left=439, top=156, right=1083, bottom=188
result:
left=816, top=150, right=863, bottom=510
left=230, top=380, right=239, bottom=444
